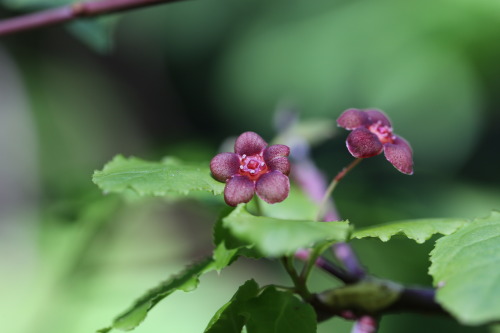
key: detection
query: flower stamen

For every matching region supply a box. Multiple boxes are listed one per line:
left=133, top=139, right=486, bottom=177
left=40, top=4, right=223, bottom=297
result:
left=368, top=121, right=395, bottom=144
left=239, top=153, right=268, bottom=180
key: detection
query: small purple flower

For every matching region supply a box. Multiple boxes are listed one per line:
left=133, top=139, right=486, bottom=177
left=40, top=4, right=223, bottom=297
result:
left=210, top=131, right=291, bottom=206
left=337, top=108, right=413, bottom=175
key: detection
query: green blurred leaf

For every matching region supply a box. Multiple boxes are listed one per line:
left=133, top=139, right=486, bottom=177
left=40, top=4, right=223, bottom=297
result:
left=92, top=155, right=224, bottom=197
left=273, top=117, right=336, bottom=147
left=99, top=257, right=215, bottom=332
left=204, top=280, right=260, bottom=333
left=245, top=287, right=316, bottom=333
left=429, top=211, right=500, bottom=325
left=351, top=218, right=469, bottom=244
left=214, top=0, right=483, bottom=171
left=67, top=18, right=117, bottom=53
left=223, top=205, right=350, bottom=257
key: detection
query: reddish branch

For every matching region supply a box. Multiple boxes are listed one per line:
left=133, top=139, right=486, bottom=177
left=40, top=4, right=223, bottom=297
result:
left=0, top=0, right=186, bottom=36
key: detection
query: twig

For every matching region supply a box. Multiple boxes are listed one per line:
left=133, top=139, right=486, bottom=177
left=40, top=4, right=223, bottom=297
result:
left=388, top=287, right=447, bottom=314
left=295, top=248, right=356, bottom=284
left=316, top=158, right=362, bottom=221
left=0, top=0, right=186, bottom=36
left=310, top=285, right=448, bottom=323
left=332, top=243, right=366, bottom=281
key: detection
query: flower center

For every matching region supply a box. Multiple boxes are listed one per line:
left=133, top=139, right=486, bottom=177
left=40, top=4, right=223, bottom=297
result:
left=239, top=154, right=268, bottom=181
left=368, top=121, right=395, bottom=144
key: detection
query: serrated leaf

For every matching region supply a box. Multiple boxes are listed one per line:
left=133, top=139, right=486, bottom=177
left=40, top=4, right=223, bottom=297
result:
left=429, top=211, right=500, bottom=325
left=352, top=218, right=469, bottom=243
left=212, top=206, right=263, bottom=272
left=92, top=155, right=224, bottom=197
left=223, top=205, right=350, bottom=257
left=212, top=242, right=241, bottom=272
left=99, top=257, right=214, bottom=332
left=204, top=280, right=260, bottom=333
left=255, top=186, right=319, bottom=221
left=245, top=287, right=316, bottom=333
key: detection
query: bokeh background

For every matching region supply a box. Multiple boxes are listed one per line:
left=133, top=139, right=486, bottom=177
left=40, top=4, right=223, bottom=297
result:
left=1, top=0, right=499, bottom=332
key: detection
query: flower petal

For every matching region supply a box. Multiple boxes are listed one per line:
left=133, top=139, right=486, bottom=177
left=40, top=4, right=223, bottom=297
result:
left=263, top=144, right=290, bottom=175
left=383, top=136, right=413, bottom=175
left=224, top=175, right=255, bottom=206
left=255, top=171, right=290, bottom=204
left=337, top=109, right=370, bottom=130
left=263, top=144, right=290, bottom=161
left=365, top=109, right=392, bottom=127
left=234, top=131, right=267, bottom=155
left=346, top=128, right=383, bottom=158
left=267, top=157, right=290, bottom=175
left=210, top=152, right=240, bottom=182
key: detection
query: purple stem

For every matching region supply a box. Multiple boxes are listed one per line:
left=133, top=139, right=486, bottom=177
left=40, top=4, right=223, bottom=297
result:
left=310, top=286, right=448, bottom=323
left=295, top=249, right=357, bottom=284
left=388, top=287, right=447, bottom=314
left=0, top=0, right=186, bottom=36
left=333, top=243, right=365, bottom=281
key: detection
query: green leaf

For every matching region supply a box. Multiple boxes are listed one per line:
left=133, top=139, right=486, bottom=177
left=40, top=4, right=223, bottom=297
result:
left=254, top=186, right=319, bottom=221
left=99, top=257, right=215, bottom=332
left=67, top=18, right=117, bottom=53
left=245, top=287, right=316, bottom=333
left=429, top=211, right=500, bottom=325
left=204, top=280, right=260, bottom=333
left=223, top=205, right=350, bottom=257
left=351, top=218, right=469, bottom=243
left=212, top=206, right=263, bottom=272
left=213, top=207, right=248, bottom=271
left=212, top=242, right=240, bottom=272
left=92, top=155, right=224, bottom=197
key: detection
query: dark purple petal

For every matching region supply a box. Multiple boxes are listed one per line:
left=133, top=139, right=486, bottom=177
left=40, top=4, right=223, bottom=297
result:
left=337, top=109, right=370, bottom=130
left=210, top=152, right=240, bottom=182
left=267, top=157, right=290, bottom=175
left=365, top=109, right=392, bottom=127
left=255, top=171, right=290, bottom=204
left=383, top=136, right=413, bottom=175
left=234, top=131, right=267, bottom=155
left=346, top=128, right=383, bottom=158
left=224, top=175, right=255, bottom=206
left=263, top=144, right=290, bottom=174
left=263, top=144, right=290, bottom=161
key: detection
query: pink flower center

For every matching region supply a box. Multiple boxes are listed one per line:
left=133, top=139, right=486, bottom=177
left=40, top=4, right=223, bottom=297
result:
left=239, top=153, right=268, bottom=181
left=368, top=121, right=395, bottom=144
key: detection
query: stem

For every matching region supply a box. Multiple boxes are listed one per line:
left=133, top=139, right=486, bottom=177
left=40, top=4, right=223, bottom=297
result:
left=281, top=256, right=311, bottom=300
left=299, top=246, right=323, bottom=282
left=387, top=287, right=447, bottom=314
left=333, top=243, right=365, bottom=281
left=295, top=249, right=357, bottom=284
left=309, top=285, right=449, bottom=323
left=0, top=0, right=186, bottom=36
left=316, top=158, right=362, bottom=221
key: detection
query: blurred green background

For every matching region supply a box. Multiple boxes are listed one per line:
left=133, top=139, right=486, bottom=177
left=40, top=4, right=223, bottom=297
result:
left=1, top=0, right=499, bottom=332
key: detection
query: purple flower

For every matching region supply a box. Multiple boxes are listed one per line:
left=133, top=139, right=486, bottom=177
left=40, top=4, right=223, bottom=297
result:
left=210, top=132, right=291, bottom=206
left=337, top=108, right=413, bottom=175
